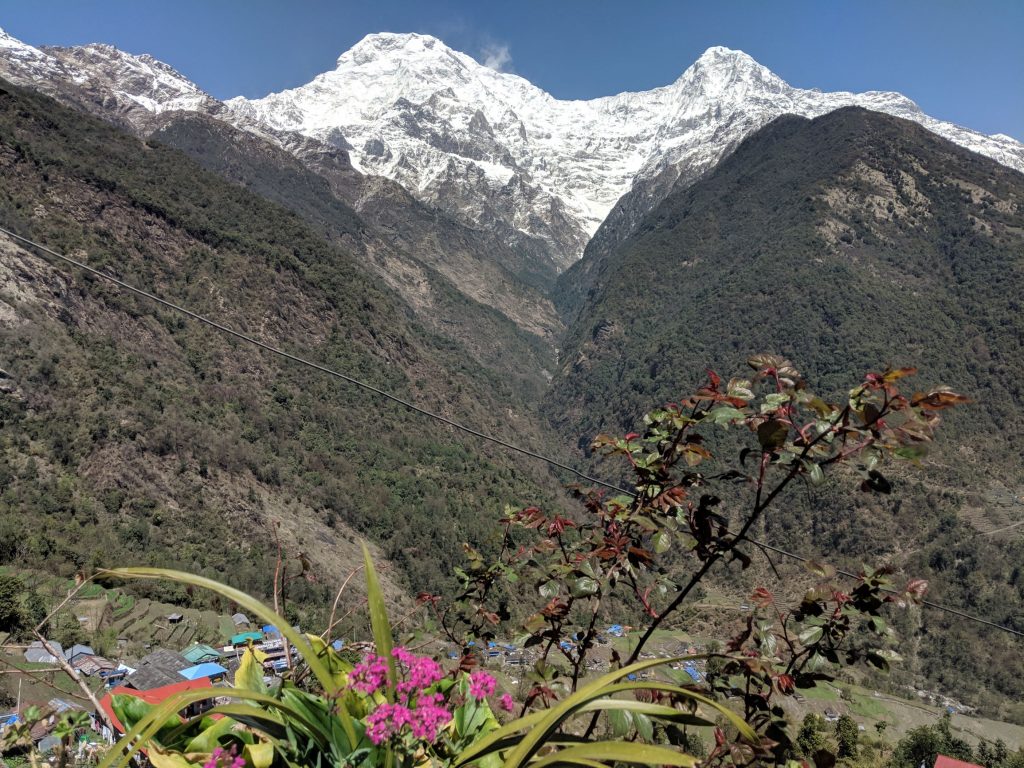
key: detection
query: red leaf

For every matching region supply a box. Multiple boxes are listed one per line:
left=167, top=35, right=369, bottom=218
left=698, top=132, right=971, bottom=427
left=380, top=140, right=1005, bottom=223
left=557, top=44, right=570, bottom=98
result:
left=905, top=578, right=929, bottom=602
left=911, top=389, right=969, bottom=410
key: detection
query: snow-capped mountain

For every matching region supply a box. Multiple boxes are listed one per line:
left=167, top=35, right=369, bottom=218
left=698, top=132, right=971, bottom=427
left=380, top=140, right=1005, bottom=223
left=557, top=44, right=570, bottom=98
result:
left=2, top=26, right=1023, bottom=267
left=227, top=33, right=1024, bottom=262
left=0, top=26, right=218, bottom=131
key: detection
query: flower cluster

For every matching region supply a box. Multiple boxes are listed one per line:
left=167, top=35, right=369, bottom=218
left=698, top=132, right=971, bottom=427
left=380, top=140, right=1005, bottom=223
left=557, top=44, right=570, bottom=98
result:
left=351, top=647, right=454, bottom=746
left=203, top=745, right=245, bottom=768
left=350, top=648, right=514, bottom=749
left=348, top=653, right=390, bottom=695
left=365, top=695, right=452, bottom=744
left=393, top=646, right=444, bottom=699
left=468, top=671, right=496, bottom=700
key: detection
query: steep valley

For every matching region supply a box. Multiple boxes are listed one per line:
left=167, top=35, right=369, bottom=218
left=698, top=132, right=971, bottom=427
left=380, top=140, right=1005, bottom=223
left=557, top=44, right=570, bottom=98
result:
left=0, top=24, right=1023, bottom=724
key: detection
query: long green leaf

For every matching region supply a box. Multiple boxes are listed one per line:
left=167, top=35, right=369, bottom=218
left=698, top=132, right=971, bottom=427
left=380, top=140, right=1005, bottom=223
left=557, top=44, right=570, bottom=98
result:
left=529, top=741, right=698, bottom=768
left=362, top=544, right=396, bottom=768
left=576, top=699, right=713, bottom=727
left=169, top=704, right=288, bottom=745
left=99, top=687, right=333, bottom=768
left=183, top=714, right=239, bottom=753
left=498, top=656, right=745, bottom=768
left=452, top=708, right=549, bottom=766
left=590, top=681, right=755, bottom=740
left=362, top=544, right=397, bottom=694
left=102, top=568, right=333, bottom=692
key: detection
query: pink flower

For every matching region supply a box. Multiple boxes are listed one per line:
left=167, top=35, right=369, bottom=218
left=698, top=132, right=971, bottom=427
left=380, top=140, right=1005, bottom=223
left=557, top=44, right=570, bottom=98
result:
left=365, top=700, right=451, bottom=745
left=203, top=745, right=245, bottom=768
left=349, top=654, right=389, bottom=695
left=411, top=703, right=451, bottom=741
left=468, top=671, right=496, bottom=700
left=499, top=693, right=515, bottom=712
left=393, top=647, right=443, bottom=699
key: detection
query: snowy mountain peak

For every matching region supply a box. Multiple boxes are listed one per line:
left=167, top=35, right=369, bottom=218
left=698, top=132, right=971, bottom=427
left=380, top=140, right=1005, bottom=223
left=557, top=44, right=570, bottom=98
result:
left=2, top=25, right=1023, bottom=268
left=226, top=36, right=1024, bottom=262
left=341, top=31, right=451, bottom=65
left=691, top=45, right=761, bottom=71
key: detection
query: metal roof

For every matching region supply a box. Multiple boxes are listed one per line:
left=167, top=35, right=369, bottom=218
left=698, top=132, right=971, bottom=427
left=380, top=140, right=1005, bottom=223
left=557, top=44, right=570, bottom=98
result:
left=179, top=662, right=227, bottom=680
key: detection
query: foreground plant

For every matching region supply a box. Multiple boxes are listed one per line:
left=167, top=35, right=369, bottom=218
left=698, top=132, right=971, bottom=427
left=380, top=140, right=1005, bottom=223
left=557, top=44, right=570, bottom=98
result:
left=97, top=546, right=749, bottom=768
left=429, top=357, right=963, bottom=760
left=85, top=357, right=963, bottom=767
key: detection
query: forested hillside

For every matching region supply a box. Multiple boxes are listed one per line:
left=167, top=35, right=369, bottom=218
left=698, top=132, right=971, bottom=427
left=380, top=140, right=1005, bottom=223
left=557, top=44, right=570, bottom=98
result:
left=0, top=79, right=566, bottom=622
left=547, top=107, right=1024, bottom=718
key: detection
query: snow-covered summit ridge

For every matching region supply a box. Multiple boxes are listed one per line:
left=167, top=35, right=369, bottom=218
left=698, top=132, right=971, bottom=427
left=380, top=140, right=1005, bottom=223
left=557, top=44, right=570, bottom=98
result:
left=227, top=33, right=1024, bottom=258
left=2, top=27, right=1022, bottom=264
left=0, top=26, right=216, bottom=117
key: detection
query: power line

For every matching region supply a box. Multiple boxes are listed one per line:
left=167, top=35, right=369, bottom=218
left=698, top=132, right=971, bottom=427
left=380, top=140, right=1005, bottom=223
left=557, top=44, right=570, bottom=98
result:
left=0, top=224, right=624, bottom=494
left=3, top=224, right=1021, bottom=641
left=747, top=538, right=1024, bottom=638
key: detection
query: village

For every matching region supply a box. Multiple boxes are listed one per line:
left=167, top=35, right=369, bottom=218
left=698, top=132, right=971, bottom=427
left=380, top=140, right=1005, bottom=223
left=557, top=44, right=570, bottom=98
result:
left=0, top=594, right=716, bottom=764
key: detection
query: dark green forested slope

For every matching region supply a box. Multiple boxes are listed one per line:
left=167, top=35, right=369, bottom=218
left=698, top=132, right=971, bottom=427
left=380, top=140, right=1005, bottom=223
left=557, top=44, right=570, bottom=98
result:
left=547, top=107, right=1024, bottom=717
left=148, top=112, right=560, bottom=399
left=0, top=79, right=566, bottom=622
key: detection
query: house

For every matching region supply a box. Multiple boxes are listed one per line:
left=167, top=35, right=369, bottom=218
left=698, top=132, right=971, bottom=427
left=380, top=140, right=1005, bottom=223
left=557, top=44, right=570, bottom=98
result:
left=64, top=644, right=95, bottom=666
left=72, top=654, right=116, bottom=677
left=167, top=613, right=184, bottom=624
left=124, top=648, right=190, bottom=691
left=934, top=757, right=983, bottom=768
left=181, top=643, right=222, bottom=665
left=230, top=631, right=263, bottom=647
left=99, top=677, right=216, bottom=741
left=24, top=640, right=64, bottom=665
left=101, top=664, right=131, bottom=687
left=231, top=612, right=251, bottom=628
left=179, top=662, right=228, bottom=682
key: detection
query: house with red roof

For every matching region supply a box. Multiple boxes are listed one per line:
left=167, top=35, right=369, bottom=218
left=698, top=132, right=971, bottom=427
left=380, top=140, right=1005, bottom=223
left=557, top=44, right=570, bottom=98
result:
left=934, top=755, right=983, bottom=768
left=98, top=676, right=216, bottom=739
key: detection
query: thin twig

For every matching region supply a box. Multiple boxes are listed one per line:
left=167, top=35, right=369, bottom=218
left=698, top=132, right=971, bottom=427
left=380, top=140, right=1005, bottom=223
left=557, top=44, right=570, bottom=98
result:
left=34, top=579, right=90, bottom=635
left=321, top=564, right=365, bottom=640
left=32, top=632, right=114, bottom=731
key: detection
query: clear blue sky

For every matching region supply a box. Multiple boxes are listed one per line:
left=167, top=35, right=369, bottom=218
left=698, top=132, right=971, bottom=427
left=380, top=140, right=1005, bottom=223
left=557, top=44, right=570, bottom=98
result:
left=3, top=0, right=1022, bottom=139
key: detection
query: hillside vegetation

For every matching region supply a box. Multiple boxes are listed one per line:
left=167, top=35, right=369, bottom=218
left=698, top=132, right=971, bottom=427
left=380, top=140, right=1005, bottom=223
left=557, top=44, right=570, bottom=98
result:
left=0, top=79, right=566, bottom=623
left=548, top=108, right=1024, bottom=718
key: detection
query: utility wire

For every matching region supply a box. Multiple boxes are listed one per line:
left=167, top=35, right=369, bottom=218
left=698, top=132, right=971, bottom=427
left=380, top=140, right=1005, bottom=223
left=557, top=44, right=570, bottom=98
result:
left=3, top=224, right=1021, bottom=641
left=0, top=225, right=623, bottom=493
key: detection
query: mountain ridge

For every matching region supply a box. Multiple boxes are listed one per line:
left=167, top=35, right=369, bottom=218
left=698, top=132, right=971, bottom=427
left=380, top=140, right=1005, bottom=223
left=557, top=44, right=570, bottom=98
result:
left=3, top=26, right=1022, bottom=272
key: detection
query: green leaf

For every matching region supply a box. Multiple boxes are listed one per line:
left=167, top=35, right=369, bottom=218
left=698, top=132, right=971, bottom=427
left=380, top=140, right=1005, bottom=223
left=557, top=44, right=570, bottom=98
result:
left=538, top=580, right=559, bottom=599
left=806, top=461, right=825, bottom=486
left=760, top=392, right=790, bottom=414
left=530, top=741, right=698, bottom=768
left=705, top=406, right=745, bottom=425
left=245, top=741, right=275, bottom=768
left=363, top=544, right=397, bottom=697
left=570, top=577, right=599, bottom=598
left=798, top=626, right=824, bottom=646
left=147, top=749, right=197, bottom=768
left=757, top=420, right=788, bottom=450
left=632, top=712, right=654, bottom=742
left=183, top=714, right=238, bottom=753
left=652, top=531, right=671, bottom=554
left=607, top=708, right=632, bottom=739
left=235, top=648, right=268, bottom=694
